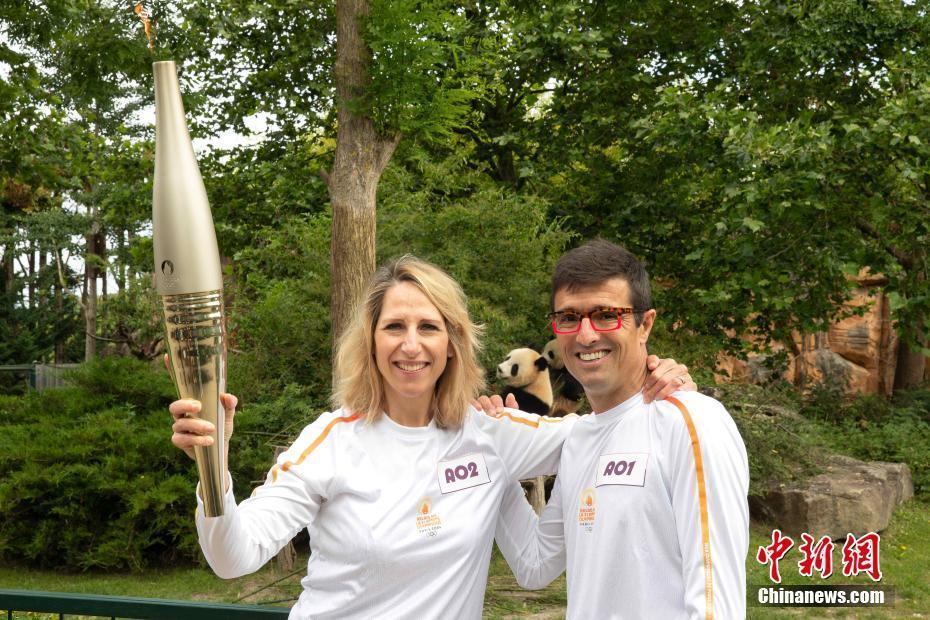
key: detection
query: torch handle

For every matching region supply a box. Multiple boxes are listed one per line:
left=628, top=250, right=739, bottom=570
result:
left=163, top=289, right=227, bottom=517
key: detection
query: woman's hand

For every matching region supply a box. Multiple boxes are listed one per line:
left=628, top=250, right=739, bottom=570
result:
left=170, top=393, right=237, bottom=468
left=472, top=393, right=519, bottom=417
left=642, top=355, right=695, bottom=403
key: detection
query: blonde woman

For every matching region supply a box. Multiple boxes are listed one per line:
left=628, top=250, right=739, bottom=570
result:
left=169, top=255, right=691, bottom=618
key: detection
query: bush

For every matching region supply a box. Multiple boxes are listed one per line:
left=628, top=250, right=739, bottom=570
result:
left=229, top=383, right=328, bottom=494
left=710, top=383, right=822, bottom=498
left=803, top=388, right=930, bottom=500
left=0, top=358, right=332, bottom=572
left=0, top=359, right=197, bottom=570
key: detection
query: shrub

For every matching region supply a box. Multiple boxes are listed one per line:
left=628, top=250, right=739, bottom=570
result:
left=804, top=388, right=930, bottom=500
left=0, top=359, right=333, bottom=571
left=0, top=356, right=336, bottom=572
left=710, top=383, right=822, bottom=498
left=0, top=397, right=199, bottom=569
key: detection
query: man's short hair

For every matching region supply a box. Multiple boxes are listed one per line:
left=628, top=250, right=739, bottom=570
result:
left=551, top=239, right=653, bottom=325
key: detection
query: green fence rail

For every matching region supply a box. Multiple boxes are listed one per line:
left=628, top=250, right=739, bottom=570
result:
left=0, top=589, right=290, bottom=619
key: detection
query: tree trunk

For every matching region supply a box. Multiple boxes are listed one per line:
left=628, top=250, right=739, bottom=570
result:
left=327, top=0, right=401, bottom=356
left=38, top=251, right=47, bottom=307
left=1, top=248, right=12, bottom=296
left=54, top=248, right=65, bottom=363
left=83, top=205, right=101, bottom=362
left=27, top=241, right=35, bottom=309
left=116, top=228, right=126, bottom=291
left=894, top=339, right=927, bottom=390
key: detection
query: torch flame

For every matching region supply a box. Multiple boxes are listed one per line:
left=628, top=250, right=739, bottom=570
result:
left=134, top=3, right=154, bottom=50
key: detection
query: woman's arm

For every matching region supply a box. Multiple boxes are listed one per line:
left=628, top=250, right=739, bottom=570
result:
left=171, top=399, right=342, bottom=579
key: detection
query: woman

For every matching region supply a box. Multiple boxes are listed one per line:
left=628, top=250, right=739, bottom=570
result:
left=170, top=255, right=691, bottom=618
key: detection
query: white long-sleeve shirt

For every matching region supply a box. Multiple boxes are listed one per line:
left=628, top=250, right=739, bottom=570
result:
left=496, top=391, right=749, bottom=619
left=196, top=406, right=575, bottom=619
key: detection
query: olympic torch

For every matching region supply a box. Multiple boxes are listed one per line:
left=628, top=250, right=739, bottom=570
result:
left=152, top=60, right=227, bottom=516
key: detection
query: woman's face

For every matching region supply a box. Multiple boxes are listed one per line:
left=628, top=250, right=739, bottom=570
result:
left=374, top=281, right=451, bottom=417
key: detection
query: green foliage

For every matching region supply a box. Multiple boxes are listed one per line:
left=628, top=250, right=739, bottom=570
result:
left=363, top=0, right=486, bottom=142
left=647, top=320, right=722, bottom=389
left=0, top=358, right=321, bottom=571
left=377, top=147, right=573, bottom=366
left=710, top=384, right=821, bottom=498
left=95, top=278, right=164, bottom=360
left=0, top=359, right=198, bottom=571
left=225, top=210, right=333, bottom=403
left=202, top=138, right=332, bottom=260
left=231, top=384, right=327, bottom=493
left=802, top=388, right=930, bottom=499
left=64, top=356, right=175, bottom=411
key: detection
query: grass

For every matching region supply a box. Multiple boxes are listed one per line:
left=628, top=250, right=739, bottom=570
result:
left=0, top=558, right=303, bottom=619
left=484, top=546, right=567, bottom=619
left=2, top=503, right=927, bottom=619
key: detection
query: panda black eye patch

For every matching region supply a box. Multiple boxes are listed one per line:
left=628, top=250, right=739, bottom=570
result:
left=511, top=364, right=519, bottom=377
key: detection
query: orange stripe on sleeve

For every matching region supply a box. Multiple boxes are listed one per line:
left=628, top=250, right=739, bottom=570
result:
left=667, top=395, right=714, bottom=620
left=493, top=410, right=568, bottom=428
left=277, top=412, right=362, bottom=476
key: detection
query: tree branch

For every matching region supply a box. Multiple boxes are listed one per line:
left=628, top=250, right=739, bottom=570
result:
left=856, top=219, right=915, bottom=271
left=319, top=167, right=332, bottom=188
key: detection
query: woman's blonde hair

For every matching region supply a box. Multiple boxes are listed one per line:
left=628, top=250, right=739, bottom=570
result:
left=331, top=255, right=485, bottom=429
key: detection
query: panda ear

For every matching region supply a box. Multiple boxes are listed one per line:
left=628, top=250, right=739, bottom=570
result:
left=535, top=356, right=549, bottom=371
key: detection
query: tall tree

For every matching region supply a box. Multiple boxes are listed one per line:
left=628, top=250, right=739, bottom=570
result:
left=182, top=0, right=486, bottom=351
left=323, top=0, right=399, bottom=344
left=0, top=0, right=160, bottom=361
left=509, top=0, right=930, bottom=388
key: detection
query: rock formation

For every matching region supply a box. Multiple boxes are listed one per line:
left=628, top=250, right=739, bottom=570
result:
left=750, top=455, right=914, bottom=539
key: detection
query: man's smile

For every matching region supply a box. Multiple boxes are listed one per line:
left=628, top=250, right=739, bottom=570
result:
left=576, top=349, right=611, bottom=363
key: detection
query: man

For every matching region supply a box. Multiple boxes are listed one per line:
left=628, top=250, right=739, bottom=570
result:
left=493, top=239, right=749, bottom=619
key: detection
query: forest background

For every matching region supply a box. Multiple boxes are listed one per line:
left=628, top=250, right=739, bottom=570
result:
left=0, top=0, right=929, bottom=614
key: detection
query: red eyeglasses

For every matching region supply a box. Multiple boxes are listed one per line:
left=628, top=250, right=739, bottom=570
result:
left=547, top=307, right=640, bottom=334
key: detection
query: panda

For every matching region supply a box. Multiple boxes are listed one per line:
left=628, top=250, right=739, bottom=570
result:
left=542, top=338, right=584, bottom=416
left=496, top=347, right=553, bottom=416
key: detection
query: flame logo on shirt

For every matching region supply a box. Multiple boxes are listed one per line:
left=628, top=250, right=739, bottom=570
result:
left=416, top=496, right=441, bottom=538
left=578, top=488, right=596, bottom=531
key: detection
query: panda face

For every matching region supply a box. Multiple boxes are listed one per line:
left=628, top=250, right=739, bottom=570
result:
left=542, top=338, right=565, bottom=370
left=497, top=347, right=548, bottom=388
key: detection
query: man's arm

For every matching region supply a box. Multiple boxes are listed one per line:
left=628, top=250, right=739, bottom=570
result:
left=664, top=395, right=749, bottom=619
left=494, top=476, right=567, bottom=590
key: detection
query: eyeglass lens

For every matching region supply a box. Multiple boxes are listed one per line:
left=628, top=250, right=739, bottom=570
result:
left=554, top=310, right=622, bottom=332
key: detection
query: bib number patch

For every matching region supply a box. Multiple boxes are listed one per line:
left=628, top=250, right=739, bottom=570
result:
left=437, top=453, right=491, bottom=494
left=595, top=452, right=648, bottom=487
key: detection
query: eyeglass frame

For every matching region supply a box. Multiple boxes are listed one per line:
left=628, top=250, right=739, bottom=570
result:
left=546, top=306, right=646, bottom=334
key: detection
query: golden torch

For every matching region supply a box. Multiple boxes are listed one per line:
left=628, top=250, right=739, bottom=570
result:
left=153, top=61, right=227, bottom=516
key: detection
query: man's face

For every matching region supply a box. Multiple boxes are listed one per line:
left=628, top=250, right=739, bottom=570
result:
left=553, top=277, right=656, bottom=413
